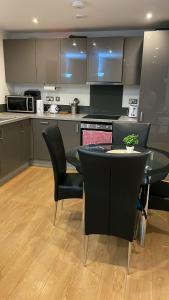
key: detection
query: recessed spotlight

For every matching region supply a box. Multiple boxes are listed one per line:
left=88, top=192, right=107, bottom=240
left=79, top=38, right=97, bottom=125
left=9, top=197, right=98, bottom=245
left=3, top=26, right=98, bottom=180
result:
left=92, top=42, right=96, bottom=46
left=155, top=47, right=159, bottom=50
left=32, top=18, right=38, bottom=24
left=146, top=13, right=152, bottom=19
left=76, top=14, right=87, bottom=18
left=73, top=42, right=77, bottom=46
left=72, top=0, right=85, bottom=9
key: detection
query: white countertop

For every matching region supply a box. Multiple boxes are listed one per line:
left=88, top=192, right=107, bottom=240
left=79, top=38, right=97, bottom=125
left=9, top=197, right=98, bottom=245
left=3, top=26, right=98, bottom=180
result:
left=0, top=112, right=137, bottom=126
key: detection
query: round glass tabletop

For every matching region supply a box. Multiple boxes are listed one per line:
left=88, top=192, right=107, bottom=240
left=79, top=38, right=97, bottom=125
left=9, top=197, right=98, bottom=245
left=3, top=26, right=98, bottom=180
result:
left=67, top=144, right=169, bottom=178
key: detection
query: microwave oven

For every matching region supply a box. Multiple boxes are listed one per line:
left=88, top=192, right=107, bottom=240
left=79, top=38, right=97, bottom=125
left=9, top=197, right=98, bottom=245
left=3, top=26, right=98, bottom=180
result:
left=6, top=95, right=36, bottom=113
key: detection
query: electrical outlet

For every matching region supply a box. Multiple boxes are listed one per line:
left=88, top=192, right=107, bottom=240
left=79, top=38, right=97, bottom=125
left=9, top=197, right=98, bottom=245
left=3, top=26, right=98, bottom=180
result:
left=46, top=96, right=54, bottom=102
left=55, top=96, right=60, bottom=102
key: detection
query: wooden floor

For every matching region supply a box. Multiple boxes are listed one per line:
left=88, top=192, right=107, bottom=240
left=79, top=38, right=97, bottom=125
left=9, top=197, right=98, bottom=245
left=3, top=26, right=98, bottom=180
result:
left=0, top=167, right=169, bottom=300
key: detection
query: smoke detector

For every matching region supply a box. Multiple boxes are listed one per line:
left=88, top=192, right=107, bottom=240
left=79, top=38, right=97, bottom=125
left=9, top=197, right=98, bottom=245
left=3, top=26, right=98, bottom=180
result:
left=72, top=0, right=85, bottom=9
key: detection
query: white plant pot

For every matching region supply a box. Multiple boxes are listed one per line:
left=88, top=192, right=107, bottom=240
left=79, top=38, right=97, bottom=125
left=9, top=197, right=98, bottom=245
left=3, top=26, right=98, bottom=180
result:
left=126, top=146, right=134, bottom=153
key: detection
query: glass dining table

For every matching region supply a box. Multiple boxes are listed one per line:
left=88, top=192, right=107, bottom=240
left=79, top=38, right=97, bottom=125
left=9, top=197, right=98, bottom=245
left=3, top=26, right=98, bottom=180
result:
left=66, top=144, right=169, bottom=246
left=66, top=144, right=169, bottom=180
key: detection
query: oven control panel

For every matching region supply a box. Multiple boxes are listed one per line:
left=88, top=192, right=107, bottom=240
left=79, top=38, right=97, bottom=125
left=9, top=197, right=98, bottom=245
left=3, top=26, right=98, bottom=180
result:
left=81, top=123, right=112, bottom=131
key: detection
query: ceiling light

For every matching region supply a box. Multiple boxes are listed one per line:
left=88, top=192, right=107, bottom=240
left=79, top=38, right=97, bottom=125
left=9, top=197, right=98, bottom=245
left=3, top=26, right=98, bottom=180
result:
left=72, top=0, right=85, bottom=9
left=76, top=14, right=86, bottom=18
left=146, top=13, right=152, bottom=19
left=73, top=42, right=77, bottom=46
left=92, top=42, right=96, bottom=46
left=155, top=47, right=159, bottom=50
left=32, top=18, right=38, bottom=24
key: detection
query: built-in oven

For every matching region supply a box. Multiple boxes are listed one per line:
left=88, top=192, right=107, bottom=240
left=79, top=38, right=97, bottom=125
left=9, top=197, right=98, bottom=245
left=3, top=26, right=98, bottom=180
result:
left=80, top=122, right=112, bottom=145
left=6, top=95, right=36, bottom=113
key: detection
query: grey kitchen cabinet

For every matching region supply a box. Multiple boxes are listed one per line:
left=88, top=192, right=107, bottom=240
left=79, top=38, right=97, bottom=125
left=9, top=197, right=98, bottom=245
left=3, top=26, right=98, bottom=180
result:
left=3, top=39, right=36, bottom=83
left=60, top=38, right=87, bottom=84
left=87, top=37, right=124, bottom=82
left=58, top=120, right=80, bottom=152
left=122, top=37, right=143, bottom=85
left=36, top=39, right=60, bottom=84
left=139, top=30, right=169, bottom=152
left=31, top=119, right=57, bottom=162
left=0, top=120, right=30, bottom=180
left=19, top=119, right=31, bottom=165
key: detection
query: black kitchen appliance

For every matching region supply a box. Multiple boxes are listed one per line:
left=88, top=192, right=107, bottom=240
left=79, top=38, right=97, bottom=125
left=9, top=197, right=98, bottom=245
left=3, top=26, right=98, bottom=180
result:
left=24, top=90, right=41, bottom=101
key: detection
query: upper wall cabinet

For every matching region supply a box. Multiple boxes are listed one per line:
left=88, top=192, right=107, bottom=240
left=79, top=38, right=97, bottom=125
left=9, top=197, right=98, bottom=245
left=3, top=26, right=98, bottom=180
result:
left=87, top=37, right=124, bottom=83
left=122, top=37, right=143, bottom=85
left=36, top=39, right=60, bottom=84
left=60, top=38, right=87, bottom=84
left=4, top=39, right=36, bottom=83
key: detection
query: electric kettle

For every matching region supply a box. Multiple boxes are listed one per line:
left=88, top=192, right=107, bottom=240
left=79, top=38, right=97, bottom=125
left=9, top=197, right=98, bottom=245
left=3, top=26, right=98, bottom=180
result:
left=49, top=104, right=59, bottom=114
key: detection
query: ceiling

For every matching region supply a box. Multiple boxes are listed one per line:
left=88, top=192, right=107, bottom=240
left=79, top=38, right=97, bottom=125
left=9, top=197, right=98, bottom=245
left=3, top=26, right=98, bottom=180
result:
left=0, top=0, right=169, bottom=32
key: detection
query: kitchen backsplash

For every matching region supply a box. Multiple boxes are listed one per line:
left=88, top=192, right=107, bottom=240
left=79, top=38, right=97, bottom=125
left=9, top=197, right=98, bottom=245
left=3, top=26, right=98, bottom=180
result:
left=7, top=83, right=140, bottom=110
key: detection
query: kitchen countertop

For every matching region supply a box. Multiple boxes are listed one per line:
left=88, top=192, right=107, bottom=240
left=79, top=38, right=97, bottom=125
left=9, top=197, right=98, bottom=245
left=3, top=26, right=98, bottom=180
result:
left=0, top=112, right=137, bottom=126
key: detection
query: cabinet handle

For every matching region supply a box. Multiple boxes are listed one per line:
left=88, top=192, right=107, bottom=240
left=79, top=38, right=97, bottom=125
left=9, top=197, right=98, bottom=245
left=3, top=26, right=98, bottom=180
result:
left=76, top=123, right=79, bottom=133
left=0, top=128, right=3, bottom=140
left=40, top=121, right=49, bottom=125
left=140, top=112, right=143, bottom=122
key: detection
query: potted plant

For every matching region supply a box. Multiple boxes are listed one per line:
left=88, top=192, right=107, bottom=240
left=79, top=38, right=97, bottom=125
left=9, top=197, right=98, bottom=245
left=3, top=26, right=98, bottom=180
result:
left=123, top=134, right=139, bottom=152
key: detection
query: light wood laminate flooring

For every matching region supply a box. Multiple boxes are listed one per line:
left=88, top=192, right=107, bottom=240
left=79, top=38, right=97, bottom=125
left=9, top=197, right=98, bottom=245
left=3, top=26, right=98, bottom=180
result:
left=0, top=166, right=169, bottom=300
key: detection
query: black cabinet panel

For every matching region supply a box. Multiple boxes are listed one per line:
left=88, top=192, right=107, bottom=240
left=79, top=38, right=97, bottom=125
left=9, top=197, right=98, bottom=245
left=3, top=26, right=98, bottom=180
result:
left=60, top=38, right=87, bottom=84
left=32, top=119, right=57, bottom=161
left=36, top=39, right=60, bottom=84
left=122, top=37, right=143, bottom=85
left=139, top=31, right=169, bottom=152
left=4, top=39, right=36, bottom=83
left=58, top=120, right=80, bottom=152
left=87, top=37, right=124, bottom=82
left=0, top=121, right=30, bottom=179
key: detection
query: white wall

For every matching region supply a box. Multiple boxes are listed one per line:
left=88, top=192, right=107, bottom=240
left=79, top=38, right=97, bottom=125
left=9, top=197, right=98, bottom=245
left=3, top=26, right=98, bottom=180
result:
left=122, top=85, right=140, bottom=107
left=0, top=31, right=9, bottom=104
left=10, top=84, right=140, bottom=108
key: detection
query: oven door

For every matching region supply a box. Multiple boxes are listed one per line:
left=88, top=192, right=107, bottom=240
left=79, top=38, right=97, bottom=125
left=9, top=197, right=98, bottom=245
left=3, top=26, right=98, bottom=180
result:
left=81, top=123, right=112, bottom=145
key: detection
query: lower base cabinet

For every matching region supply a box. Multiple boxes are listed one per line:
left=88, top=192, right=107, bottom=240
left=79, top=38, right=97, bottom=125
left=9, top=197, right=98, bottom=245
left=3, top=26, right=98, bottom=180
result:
left=31, top=119, right=58, bottom=162
left=0, top=118, right=81, bottom=184
left=58, top=120, right=81, bottom=152
left=0, top=120, right=30, bottom=183
left=31, top=119, right=81, bottom=164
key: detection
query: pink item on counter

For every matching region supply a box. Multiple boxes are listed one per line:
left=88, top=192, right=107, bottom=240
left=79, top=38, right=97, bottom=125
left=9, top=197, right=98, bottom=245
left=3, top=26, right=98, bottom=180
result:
left=82, top=130, right=112, bottom=145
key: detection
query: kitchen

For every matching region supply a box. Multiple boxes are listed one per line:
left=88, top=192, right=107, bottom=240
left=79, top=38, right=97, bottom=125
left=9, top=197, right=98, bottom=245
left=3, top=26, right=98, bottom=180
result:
left=0, top=1, right=169, bottom=299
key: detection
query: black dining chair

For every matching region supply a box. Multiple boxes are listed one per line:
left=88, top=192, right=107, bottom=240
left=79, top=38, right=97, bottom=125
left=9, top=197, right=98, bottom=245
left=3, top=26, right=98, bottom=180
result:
left=112, top=121, right=151, bottom=146
left=149, top=179, right=169, bottom=211
left=78, top=149, right=149, bottom=271
left=42, top=125, right=83, bottom=225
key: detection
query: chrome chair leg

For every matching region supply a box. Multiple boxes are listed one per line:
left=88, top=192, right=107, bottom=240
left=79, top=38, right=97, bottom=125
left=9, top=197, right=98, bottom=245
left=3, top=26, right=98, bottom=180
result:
left=140, top=181, right=150, bottom=247
left=83, top=235, right=89, bottom=267
left=53, top=201, right=58, bottom=226
left=127, top=241, right=132, bottom=275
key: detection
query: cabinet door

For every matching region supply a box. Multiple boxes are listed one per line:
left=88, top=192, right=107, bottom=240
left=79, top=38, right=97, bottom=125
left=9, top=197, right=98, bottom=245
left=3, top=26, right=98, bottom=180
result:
left=32, top=119, right=57, bottom=161
left=122, top=37, right=143, bottom=85
left=87, top=37, right=124, bottom=82
left=60, top=38, right=87, bottom=84
left=139, top=31, right=169, bottom=151
left=19, top=120, right=31, bottom=165
left=3, top=39, right=36, bottom=83
left=0, top=123, right=21, bottom=178
left=58, top=120, right=80, bottom=152
left=36, top=39, right=60, bottom=84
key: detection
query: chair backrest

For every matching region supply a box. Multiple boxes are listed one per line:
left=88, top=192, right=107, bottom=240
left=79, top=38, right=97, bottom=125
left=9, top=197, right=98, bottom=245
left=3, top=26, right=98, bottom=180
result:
left=78, top=149, right=149, bottom=242
left=112, top=121, right=151, bottom=146
left=42, top=125, right=66, bottom=192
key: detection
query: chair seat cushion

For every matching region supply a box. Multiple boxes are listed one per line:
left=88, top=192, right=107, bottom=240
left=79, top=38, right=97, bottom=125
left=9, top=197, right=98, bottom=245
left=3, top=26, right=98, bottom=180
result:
left=57, top=173, right=83, bottom=200
left=149, top=181, right=169, bottom=211
left=150, top=181, right=169, bottom=197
